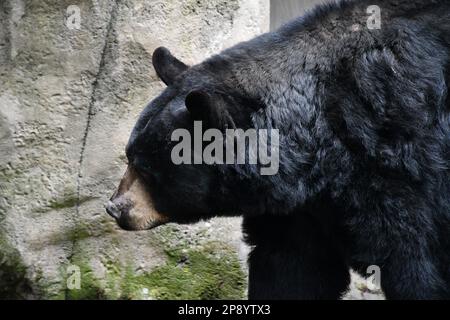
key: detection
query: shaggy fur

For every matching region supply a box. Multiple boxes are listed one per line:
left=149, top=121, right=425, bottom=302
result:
left=125, top=0, right=450, bottom=299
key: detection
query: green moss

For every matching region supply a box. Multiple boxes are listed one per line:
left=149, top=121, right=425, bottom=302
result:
left=48, top=240, right=246, bottom=300
left=31, top=268, right=67, bottom=300
left=103, top=259, right=123, bottom=300
left=34, top=194, right=94, bottom=214
left=117, top=242, right=246, bottom=300
left=67, top=225, right=91, bottom=242
left=32, top=217, right=117, bottom=250
left=48, top=195, right=79, bottom=210
left=44, top=224, right=246, bottom=301
left=64, top=259, right=105, bottom=300
left=0, top=233, right=32, bottom=299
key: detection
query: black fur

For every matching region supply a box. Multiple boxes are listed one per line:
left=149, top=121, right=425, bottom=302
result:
left=126, top=0, right=450, bottom=299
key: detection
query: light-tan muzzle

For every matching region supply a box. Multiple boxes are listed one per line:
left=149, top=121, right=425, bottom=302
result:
left=105, top=165, right=168, bottom=231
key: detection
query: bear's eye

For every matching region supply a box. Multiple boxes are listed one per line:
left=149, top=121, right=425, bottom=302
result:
left=133, top=158, right=152, bottom=177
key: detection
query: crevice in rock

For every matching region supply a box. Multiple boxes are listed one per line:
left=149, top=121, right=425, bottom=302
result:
left=1, top=1, right=12, bottom=67
left=66, top=0, right=120, bottom=299
left=75, top=0, right=119, bottom=221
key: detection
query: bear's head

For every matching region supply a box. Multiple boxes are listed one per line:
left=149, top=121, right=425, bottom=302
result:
left=105, top=47, right=285, bottom=231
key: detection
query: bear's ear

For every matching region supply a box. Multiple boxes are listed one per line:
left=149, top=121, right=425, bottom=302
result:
left=185, top=90, right=213, bottom=121
left=152, top=47, right=188, bottom=86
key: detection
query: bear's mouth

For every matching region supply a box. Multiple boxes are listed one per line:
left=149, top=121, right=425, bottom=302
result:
left=105, top=165, right=169, bottom=231
left=115, top=214, right=167, bottom=231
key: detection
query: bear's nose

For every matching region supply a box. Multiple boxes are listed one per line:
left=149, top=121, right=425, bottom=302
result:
left=105, top=201, right=121, bottom=220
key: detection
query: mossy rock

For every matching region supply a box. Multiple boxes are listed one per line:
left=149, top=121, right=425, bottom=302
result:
left=63, top=241, right=246, bottom=300
left=0, top=233, right=32, bottom=299
left=119, top=242, right=246, bottom=300
left=64, top=260, right=106, bottom=300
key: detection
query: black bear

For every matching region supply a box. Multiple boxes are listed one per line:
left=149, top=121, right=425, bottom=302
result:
left=106, top=0, right=450, bottom=299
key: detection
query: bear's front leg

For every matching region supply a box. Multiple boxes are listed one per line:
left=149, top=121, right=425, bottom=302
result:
left=379, top=246, right=449, bottom=300
left=243, top=213, right=350, bottom=300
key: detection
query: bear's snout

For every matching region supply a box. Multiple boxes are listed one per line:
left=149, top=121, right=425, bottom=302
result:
left=106, top=165, right=169, bottom=231
left=105, top=201, right=121, bottom=219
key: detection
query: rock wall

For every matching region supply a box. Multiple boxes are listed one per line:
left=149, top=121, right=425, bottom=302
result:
left=270, top=0, right=318, bottom=29
left=0, top=0, right=269, bottom=299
